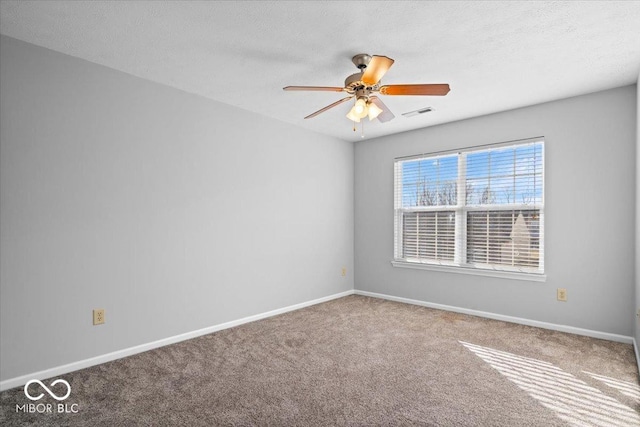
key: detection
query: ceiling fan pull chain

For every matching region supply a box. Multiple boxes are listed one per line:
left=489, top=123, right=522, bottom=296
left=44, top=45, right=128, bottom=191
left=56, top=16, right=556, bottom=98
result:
left=352, top=97, right=357, bottom=131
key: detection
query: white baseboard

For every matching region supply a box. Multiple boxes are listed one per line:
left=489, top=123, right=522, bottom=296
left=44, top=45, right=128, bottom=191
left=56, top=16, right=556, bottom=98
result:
left=355, top=290, right=633, bottom=344
left=0, top=290, right=355, bottom=392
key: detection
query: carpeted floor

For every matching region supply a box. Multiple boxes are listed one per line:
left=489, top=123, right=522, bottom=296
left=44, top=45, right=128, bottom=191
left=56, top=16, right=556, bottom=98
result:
left=1, top=295, right=639, bottom=426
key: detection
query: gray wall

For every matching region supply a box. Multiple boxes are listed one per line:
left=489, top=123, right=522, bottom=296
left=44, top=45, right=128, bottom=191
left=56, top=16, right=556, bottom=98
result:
left=355, top=85, right=637, bottom=336
left=0, top=36, right=354, bottom=381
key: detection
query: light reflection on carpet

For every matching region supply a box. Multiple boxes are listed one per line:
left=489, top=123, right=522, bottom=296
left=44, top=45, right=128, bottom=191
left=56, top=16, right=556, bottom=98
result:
left=584, top=371, right=640, bottom=402
left=460, top=341, right=640, bottom=427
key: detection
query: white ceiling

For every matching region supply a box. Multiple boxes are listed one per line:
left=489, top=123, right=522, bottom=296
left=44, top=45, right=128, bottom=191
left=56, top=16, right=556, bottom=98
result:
left=1, top=1, right=640, bottom=142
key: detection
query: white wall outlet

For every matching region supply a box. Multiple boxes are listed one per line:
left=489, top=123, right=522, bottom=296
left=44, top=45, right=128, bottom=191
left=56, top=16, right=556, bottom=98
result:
left=341, top=267, right=347, bottom=277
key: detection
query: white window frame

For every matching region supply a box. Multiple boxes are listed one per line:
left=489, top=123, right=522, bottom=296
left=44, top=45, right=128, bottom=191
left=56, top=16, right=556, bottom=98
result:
left=392, top=137, right=545, bottom=282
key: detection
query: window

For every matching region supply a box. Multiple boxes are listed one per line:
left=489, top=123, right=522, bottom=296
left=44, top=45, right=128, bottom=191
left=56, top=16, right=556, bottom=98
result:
left=393, top=138, right=544, bottom=279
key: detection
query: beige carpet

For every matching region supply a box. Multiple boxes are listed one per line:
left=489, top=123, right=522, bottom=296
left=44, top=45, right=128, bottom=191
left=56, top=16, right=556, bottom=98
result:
left=1, top=295, right=639, bottom=426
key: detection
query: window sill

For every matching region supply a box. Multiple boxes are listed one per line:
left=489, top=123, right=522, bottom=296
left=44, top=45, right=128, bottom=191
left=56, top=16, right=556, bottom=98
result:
left=390, top=260, right=547, bottom=282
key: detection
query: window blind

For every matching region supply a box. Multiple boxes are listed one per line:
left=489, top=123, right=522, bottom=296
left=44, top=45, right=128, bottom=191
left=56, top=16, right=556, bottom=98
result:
left=394, top=138, right=544, bottom=275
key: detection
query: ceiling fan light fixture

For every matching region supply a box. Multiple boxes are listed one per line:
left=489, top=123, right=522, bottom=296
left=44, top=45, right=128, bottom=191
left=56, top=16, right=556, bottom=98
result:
left=367, top=101, right=383, bottom=120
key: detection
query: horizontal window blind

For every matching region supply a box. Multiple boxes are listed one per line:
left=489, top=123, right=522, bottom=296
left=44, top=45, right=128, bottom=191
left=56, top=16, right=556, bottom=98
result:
left=402, top=211, right=455, bottom=261
left=394, top=138, right=544, bottom=275
left=467, top=209, right=541, bottom=270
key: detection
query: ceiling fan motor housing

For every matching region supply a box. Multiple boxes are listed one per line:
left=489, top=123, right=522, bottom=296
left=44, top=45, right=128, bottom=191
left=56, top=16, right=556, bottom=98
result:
left=344, top=72, right=379, bottom=97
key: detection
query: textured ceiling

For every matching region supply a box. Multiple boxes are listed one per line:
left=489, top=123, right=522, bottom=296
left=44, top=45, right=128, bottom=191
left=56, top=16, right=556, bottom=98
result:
left=1, top=1, right=640, bottom=142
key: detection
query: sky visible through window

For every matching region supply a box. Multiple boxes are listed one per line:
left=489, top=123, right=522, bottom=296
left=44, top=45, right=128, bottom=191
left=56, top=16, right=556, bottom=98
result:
left=401, top=142, right=543, bottom=208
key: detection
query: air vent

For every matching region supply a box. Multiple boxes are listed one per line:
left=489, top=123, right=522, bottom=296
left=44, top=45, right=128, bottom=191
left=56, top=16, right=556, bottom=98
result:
left=402, top=107, right=434, bottom=118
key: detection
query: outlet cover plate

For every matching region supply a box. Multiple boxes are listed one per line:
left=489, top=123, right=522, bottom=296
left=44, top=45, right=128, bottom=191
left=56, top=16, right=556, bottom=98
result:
left=557, top=288, right=567, bottom=302
left=93, top=309, right=105, bottom=325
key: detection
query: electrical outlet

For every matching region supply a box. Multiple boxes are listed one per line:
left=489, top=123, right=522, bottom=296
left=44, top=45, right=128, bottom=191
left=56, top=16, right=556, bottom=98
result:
left=341, top=267, right=347, bottom=277
left=557, top=288, right=567, bottom=302
left=93, top=309, right=105, bottom=325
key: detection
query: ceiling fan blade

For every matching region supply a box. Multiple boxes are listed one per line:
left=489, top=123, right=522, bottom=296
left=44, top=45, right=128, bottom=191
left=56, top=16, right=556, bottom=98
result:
left=283, top=86, right=346, bottom=92
left=379, top=84, right=450, bottom=96
left=304, top=96, right=354, bottom=119
left=369, top=96, right=395, bottom=123
left=361, top=55, right=394, bottom=86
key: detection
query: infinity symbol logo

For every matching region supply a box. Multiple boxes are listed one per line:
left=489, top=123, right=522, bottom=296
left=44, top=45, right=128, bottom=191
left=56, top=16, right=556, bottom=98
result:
left=24, top=379, right=71, bottom=401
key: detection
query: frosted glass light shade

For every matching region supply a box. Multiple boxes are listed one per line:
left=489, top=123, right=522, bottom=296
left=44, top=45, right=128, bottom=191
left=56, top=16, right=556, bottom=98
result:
left=367, top=102, right=383, bottom=120
left=354, top=98, right=368, bottom=118
left=346, top=108, right=361, bottom=122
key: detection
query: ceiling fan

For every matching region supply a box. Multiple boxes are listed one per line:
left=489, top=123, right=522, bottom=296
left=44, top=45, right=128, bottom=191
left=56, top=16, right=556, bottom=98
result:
left=283, top=54, right=450, bottom=124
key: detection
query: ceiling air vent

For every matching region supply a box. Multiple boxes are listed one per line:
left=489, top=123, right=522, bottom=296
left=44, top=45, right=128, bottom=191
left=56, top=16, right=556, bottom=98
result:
left=402, top=107, right=434, bottom=118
